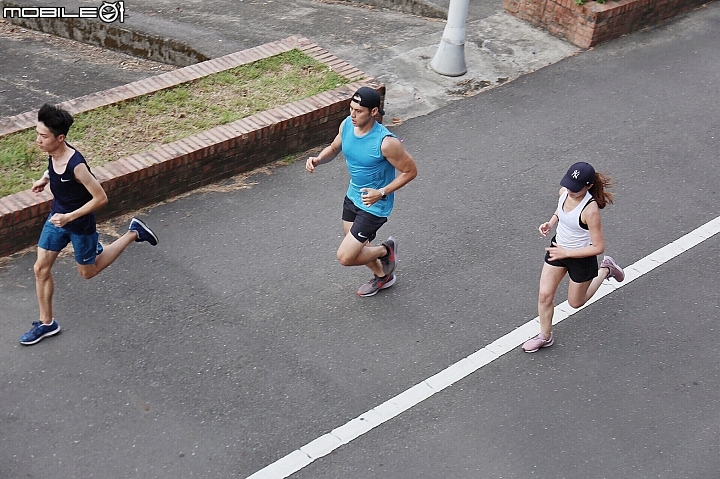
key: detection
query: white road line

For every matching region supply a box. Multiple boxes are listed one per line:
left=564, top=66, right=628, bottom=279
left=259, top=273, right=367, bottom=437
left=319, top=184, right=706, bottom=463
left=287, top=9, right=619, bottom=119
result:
left=247, top=216, right=720, bottom=479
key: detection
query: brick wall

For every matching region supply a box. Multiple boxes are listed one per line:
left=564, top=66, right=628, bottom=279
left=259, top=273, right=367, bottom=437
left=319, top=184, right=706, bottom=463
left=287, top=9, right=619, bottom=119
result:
left=503, top=0, right=710, bottom=48
left=0, top=36, right=382, bottom=257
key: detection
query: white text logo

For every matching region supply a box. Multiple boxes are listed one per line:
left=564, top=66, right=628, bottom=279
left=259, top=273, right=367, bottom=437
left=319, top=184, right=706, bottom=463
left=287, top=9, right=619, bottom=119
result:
left=3, top=1, right=125, bottom=23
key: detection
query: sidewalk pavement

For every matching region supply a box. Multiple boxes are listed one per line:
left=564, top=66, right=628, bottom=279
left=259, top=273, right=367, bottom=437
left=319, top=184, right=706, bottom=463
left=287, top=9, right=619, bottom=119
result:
left=1, top=0, right=579, bottom=122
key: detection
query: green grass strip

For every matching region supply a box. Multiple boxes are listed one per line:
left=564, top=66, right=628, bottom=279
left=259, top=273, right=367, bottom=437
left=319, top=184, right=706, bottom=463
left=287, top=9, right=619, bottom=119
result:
left=0, top=49, right=349, bottom=198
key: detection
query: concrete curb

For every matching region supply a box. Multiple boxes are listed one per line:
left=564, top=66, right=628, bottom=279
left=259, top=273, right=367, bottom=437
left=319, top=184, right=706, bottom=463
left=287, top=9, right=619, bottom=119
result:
left=339, top=0, right=447, bottom=18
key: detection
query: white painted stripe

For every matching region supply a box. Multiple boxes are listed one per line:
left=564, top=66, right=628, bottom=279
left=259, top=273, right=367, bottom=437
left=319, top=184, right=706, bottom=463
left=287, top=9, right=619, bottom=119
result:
left=246, top=216, right=720, bottom=479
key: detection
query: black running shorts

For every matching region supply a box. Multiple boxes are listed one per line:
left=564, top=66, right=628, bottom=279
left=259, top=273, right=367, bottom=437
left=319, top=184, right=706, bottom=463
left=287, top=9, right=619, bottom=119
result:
left=342, top=196, right=387, bottom=244
left=544, top=236, right=599, bottom=283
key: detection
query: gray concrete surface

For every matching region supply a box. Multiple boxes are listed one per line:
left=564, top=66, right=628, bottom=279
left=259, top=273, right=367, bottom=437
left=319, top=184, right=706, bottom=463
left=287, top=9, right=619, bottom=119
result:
left=1, top=1, right=720, bottom=479
left=1, top=0, right=578, bottom=122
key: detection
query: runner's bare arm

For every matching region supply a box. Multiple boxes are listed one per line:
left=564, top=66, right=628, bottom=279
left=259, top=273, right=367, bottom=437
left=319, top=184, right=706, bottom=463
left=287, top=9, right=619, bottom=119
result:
left=379, top=136, right=417, bottom=195
left=32, top=170, right=50, bottom=193
left=306, top=124, right=343, bottom=173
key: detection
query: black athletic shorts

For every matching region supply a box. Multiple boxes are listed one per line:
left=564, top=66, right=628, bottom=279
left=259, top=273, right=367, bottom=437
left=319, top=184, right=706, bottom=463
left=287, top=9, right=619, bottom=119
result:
left=544, top=236, right=598, bottom=283
left=342, top=196, right=387, bottom=244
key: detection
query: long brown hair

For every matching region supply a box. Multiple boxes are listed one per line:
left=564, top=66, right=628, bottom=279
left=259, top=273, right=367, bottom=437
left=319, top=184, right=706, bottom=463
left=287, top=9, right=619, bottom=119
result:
left=590, top=172, right=614, bottom=209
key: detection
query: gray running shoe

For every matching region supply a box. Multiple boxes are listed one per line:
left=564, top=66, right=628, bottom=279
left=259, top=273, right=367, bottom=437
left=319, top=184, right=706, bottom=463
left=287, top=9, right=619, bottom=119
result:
left=357, top=274, right=396, bottom=297
left=380, top=236, right=397, bottom=277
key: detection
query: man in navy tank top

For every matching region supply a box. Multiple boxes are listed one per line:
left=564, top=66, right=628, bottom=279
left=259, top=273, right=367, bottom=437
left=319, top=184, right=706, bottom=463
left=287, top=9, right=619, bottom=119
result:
left=19, top=104, right=159, bottom=345
left=306, top=87, right=417, bottom=297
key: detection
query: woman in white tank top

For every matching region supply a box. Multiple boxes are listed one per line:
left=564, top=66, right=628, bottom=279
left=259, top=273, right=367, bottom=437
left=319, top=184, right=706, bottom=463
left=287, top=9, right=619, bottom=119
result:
left=522, top=162, right=625, bottom=353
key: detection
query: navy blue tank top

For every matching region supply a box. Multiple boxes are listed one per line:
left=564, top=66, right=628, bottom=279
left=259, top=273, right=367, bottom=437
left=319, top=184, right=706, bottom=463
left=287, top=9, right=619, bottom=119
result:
left=48, top=148, right=96, bottom=235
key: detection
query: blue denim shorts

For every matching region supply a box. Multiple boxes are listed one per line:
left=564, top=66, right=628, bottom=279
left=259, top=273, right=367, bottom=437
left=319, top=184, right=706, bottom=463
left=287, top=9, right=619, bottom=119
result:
left=38, top=218, right=102, bottom=265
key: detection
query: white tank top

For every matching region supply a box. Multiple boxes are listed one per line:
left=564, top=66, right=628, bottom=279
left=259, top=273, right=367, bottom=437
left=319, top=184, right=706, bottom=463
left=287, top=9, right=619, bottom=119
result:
left=555, top=190, right=594, bottom=249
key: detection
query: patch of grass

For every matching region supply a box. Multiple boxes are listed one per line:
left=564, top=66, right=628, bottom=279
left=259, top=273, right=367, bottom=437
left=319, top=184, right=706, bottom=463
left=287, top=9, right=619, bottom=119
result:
left=279, top=154, right=298, bottom=165
left=0, top=49, right=349, bottom=198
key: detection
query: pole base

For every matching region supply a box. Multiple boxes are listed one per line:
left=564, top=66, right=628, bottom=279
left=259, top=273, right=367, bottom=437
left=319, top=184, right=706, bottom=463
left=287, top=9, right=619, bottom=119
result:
left=430, top=40, right=467, bottom=77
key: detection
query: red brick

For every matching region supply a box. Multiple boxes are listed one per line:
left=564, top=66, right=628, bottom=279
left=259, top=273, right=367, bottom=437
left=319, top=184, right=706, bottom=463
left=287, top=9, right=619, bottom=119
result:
left=211, top=125, right=235, bottom=141
left=210, top=57, right=235, bottom=72
left=504, top=0, right=704, bottom=48
left=166, top=139, right=193, bottom=155
left=102, top=163, right=126, bottom=182
left=254, top=111, right=276, bottom=128
left=242, top=49, right=265, bottom=63
left=0, top=197, right=21, bottom=217
left=203, top=130, right=226, bottom=147
left=221, top=52, right=246, bottom=66
left=171, top=68, right=200, bottom=84
left=180, top=136, right=203, bottom=153
left=129, top=154, right=155, bottom=170
left=189, top=62, right=211, bottom=77
left=123, top=156, right=146, bottom=174
left=255, top=43, right=280, bottom=58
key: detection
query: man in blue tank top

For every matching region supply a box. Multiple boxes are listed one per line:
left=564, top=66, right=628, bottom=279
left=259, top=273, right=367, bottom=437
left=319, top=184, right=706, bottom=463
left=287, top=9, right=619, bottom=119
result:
left=306, top=87, right=417, bottom=297
left=19, top=104, right=159, bottom=345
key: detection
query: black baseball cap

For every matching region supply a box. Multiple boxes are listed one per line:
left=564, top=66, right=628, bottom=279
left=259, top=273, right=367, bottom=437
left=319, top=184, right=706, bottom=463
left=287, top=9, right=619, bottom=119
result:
left=352, top=87, right=385, bottom=116
left=560, top=162, right=596, bottom=192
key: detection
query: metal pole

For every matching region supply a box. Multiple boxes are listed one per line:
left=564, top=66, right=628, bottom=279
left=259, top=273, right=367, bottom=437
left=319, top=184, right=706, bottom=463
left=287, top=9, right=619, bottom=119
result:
left=430, top=0, right=470, bottom=77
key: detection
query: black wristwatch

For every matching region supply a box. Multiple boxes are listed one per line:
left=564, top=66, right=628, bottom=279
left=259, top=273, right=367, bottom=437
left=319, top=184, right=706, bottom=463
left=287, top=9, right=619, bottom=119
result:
left=380, top=188, right=387, bottom=200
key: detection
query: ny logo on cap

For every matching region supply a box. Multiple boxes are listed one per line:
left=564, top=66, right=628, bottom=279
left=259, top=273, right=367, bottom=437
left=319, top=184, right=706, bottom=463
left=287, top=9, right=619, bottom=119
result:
left=571, top=170, right=580, bottom=179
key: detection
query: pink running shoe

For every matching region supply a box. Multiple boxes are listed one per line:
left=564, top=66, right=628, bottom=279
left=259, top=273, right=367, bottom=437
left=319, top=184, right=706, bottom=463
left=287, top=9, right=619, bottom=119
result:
left=522, top=332, right=554, bottom=353
left=601, top=255, right=625, bottom=282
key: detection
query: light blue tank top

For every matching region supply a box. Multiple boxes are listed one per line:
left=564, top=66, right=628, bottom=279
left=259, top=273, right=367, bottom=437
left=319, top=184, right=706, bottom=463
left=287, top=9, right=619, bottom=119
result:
left=341, top=116, right=396, bottom=218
